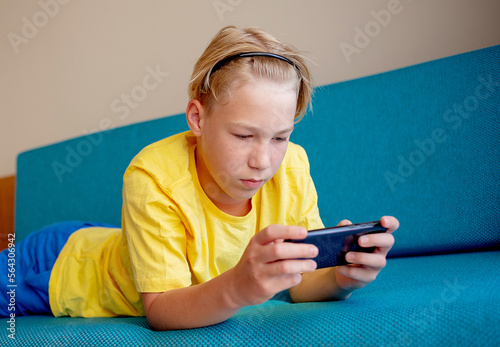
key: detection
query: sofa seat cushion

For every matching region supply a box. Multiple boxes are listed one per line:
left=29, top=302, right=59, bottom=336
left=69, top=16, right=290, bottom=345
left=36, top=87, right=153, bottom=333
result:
left=15, top=250, right=499, bottom=346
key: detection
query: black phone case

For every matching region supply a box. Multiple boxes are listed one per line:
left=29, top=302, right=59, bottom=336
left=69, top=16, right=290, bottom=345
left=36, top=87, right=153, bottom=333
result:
left=289, top=221, right=388, bottom=268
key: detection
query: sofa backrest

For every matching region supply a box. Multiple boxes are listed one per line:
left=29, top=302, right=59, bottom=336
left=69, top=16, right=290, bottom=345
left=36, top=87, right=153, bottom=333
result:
left=293, top=44, right=500, bottom=257
left=16, top=45, right=500, bottom=257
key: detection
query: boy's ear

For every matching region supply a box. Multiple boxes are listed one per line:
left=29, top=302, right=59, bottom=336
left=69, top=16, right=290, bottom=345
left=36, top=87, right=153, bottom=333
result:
left=186, top=99, right=205, bottom=136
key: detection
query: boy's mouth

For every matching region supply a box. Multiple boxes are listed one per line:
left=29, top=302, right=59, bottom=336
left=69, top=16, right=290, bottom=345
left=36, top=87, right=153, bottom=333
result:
left=240, top=179, right=264, bottom=189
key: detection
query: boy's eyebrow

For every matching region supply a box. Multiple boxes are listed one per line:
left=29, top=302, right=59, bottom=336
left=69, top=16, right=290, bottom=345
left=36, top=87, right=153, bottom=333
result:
left=231, top=122, right=295, bottom=134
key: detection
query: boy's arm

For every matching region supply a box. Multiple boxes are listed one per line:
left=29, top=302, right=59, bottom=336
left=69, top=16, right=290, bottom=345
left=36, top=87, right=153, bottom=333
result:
left=289, top=216, right=398, bottom=303
left=143, top=225, right=318, bottom=330
left=142, top=270, right=241, bottom=331
left=288, top=267, right=352, bottom=303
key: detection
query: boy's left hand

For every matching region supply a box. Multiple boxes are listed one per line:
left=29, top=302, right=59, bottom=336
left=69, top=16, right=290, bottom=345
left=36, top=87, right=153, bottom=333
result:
left=334, top=216, right=398, bottom=292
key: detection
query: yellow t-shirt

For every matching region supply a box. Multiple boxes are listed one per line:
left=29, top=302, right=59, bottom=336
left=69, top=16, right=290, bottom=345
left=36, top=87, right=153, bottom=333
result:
left=49, top=130, right=323, bottom=317
left=49, top=227, right=143, bottom=317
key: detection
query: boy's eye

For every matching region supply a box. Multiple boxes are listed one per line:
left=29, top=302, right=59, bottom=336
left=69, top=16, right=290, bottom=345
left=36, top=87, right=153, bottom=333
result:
left=233, top=134, right=288, bottom=142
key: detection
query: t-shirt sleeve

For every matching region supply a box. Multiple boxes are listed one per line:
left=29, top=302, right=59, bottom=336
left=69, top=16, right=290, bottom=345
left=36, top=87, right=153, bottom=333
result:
left=292, top=144, right=325, bottom=231
left=299, top=172, right=325, bottom=231
left=122, top=167, right=192, bottom=293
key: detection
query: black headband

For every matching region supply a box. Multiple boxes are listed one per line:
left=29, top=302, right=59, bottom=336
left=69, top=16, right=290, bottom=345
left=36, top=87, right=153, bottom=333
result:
left=209, top=52, right=300, bottom=77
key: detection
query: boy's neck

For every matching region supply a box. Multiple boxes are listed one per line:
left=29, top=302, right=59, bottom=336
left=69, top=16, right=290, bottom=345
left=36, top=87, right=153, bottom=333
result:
left=214, top=198, right=252, bottom=217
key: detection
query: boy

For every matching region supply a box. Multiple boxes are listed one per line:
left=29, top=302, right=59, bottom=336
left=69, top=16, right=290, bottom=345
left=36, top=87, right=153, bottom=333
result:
left=1, top=26, right=398, bottom=330
left=120, top=26, right=398, bottom=330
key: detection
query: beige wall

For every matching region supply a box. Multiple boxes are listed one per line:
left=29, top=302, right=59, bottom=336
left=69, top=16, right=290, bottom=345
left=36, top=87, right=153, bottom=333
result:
left=1, top=0, right=499, bottom=178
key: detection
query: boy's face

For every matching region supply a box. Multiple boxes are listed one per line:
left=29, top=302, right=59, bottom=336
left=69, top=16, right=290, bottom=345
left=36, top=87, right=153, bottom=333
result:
left=194, top=78, right=297, bottom=213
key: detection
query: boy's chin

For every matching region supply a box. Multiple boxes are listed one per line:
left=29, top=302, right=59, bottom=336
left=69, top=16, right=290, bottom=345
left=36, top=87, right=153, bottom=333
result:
left=229, top=191, right=256, bottom=202
left=230, top=188, right=260, bottom=202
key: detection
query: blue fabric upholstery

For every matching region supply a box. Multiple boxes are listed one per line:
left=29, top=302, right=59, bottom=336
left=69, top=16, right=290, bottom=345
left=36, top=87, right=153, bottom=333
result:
left=292, top=45, right=500, bottom=257
left=11, top=45, right=500, bottom=346
left=12, top=251, right=500, bottom=346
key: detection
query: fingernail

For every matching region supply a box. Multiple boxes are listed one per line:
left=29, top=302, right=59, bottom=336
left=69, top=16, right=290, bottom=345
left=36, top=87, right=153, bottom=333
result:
left=346, top=253, right=354, bottom=262
left=359, top=236, right=368, bottom=245
left=310, top=260, right=317, bottom=270
left=298, top=227, right=307, bottom=237
left=311, top=246, right=318, bottom=256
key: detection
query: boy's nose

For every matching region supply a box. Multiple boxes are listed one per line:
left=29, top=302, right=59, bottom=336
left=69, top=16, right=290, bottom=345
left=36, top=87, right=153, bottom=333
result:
left=248, top=143, right=271, bottom=170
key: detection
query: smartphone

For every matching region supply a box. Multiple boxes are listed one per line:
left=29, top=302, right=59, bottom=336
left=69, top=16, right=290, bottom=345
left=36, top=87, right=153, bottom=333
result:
left=288, top=221, right=388, bottom=269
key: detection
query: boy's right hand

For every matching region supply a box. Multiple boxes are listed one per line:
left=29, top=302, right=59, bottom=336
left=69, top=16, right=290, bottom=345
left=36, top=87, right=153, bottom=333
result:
left=226, top=225, right=318, bottom=308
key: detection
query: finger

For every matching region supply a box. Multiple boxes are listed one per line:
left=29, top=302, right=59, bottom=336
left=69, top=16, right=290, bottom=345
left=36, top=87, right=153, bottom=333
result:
left=254, top=225, right=307, bottom=245
left=380, top=216, right=399, bottom=233
left=358, top=233, right=395, bottom=253
left=336, top=264, right=379, bottom=285
left=272, top=273, right=304, bottom=292
left=267, top=259, right=317, bottom=277
left=358, top=234, right=394, bottom=256
left=337, top=219, right=352, bottom=226
left=260, top=241, right=318, bottom=264
left=344, top=251, right=387, bottom=270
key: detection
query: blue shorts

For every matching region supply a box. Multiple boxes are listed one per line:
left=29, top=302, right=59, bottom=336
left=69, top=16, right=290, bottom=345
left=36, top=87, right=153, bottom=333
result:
left=0, top=221, right=117, bottom=316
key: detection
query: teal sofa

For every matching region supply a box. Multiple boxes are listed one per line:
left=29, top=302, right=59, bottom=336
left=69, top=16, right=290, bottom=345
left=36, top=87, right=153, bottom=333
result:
left=11, top=45, right=500, bottom=346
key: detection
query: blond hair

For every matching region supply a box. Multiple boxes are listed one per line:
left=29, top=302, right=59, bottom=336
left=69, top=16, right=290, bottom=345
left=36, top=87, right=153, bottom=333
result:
left=188, top=26, right=312, bottom=121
